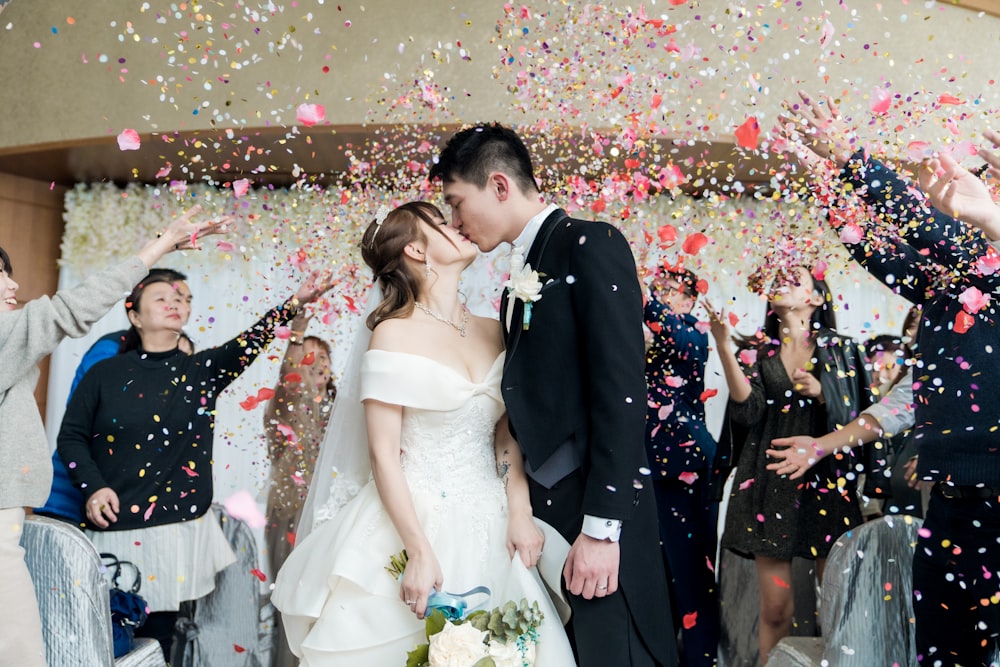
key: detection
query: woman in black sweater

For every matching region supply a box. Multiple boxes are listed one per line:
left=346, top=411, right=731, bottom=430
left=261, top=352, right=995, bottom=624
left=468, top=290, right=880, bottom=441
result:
left=57, top=269, right=331, bottom=658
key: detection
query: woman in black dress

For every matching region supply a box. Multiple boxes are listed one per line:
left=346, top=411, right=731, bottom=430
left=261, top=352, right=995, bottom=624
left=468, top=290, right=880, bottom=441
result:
left=710, top=265, right=872, bottom=663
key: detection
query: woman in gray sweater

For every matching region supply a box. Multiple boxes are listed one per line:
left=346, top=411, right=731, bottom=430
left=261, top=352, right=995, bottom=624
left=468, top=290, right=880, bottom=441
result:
left=0, top=207, right=228, bottom=666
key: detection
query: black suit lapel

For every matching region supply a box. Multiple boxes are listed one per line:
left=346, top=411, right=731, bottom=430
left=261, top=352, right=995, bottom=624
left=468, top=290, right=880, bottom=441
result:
left=504, top=208, right=567, bottom=371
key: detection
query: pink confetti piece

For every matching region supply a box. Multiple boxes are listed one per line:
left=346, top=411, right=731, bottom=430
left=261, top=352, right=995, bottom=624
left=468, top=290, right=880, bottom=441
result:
left=906, top=141, right=931, bottom=163
left=116, top=129, right=141, bottom=151
left=976, top=254, right=1000, bottom=276
left=958, top=286, right=990, bottom=314
left=871, top=87, right=892, bottom=115
left=215, top=241, right=236, bottom=252
left=232, top=178, right=250, bottom=198
left=812, top=260, right=827, bottom=281
left=739, top=349, right=758, bottom=366
left=819, top=20, right=834, bottom=48
left=678, top=471, right=699, bottom=485
left=839, top=222, right=864, bottom=245
left=275, top=325, right=292, bottom=340
left=296, top=103, right=325, bottom=127
left=276, top=423, right=298, bottom=443
left=223, top=490, right=267, bottom=529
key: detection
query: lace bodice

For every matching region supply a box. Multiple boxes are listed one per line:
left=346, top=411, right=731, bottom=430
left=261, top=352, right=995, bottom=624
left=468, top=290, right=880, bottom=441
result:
left=361, top=350, right=507, bottom=511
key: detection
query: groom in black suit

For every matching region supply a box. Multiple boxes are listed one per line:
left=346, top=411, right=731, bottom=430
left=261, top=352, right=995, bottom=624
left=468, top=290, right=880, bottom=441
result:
left=430, top=124, right=677, bottom=667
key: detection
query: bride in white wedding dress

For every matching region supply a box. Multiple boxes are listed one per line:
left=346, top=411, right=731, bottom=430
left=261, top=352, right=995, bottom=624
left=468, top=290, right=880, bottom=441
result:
left=272, top=202, right=574, bottom=666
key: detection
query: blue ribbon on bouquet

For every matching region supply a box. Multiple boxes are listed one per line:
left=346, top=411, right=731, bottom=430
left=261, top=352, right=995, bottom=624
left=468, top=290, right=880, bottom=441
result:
left=427, top=586, right=491, bottom=621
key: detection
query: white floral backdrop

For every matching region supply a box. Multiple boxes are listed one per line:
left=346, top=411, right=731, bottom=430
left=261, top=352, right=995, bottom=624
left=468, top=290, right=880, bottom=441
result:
left=47, top=181, right=911, bottom=577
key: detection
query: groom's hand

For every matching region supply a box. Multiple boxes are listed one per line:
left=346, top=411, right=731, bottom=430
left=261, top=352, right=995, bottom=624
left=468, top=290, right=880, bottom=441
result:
left=563, top=534, right=620, bottom=599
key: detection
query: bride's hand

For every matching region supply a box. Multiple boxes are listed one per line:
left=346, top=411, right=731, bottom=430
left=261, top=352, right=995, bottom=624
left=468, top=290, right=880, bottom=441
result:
left=507, top=510, right=544, bottom=569
left=399, top=548, right=443, bottom=620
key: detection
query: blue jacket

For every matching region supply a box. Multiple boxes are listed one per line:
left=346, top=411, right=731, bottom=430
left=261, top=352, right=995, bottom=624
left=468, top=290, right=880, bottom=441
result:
left=644, top=297, right=717, bottom=477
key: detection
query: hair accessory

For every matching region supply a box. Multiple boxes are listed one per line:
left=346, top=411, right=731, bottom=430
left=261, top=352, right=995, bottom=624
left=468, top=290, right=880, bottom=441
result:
left=370, top=204, right=392, bottom=245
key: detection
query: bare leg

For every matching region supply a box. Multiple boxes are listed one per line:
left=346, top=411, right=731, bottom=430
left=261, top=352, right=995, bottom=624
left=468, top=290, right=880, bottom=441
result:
left=755, top=556, right=794, bottom=665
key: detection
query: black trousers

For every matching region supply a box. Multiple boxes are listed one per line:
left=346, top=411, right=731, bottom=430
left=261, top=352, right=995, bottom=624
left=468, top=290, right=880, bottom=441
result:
left=653, top=475, right=720, bottom=667
left=914, top=490, right=1000, bottom=667
left=529, top=471, right=673, bottom=667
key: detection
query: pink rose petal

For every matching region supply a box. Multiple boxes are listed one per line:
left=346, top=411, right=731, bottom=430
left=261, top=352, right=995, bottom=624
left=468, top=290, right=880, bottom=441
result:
left=296, top=102, right=326, bottom=126
left=117, top=129, right=141, bottom=151
left=233, top=178, right=250, bottom=198
left=871, top=87, right=891, bottom=115
left=839, top=222, right=864, bottom=245
left=678, top=471, right=699, bottom=485
left=906, top=141, right=931, bottom=163
left=959, top=286, right=990, bottom=314
left=223, top=490, right=267, bottom=529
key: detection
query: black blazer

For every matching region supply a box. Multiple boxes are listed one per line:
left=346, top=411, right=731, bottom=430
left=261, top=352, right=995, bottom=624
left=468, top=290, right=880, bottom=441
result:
left=501, top=209, right=676, bottom=666
left=501, top=209, right=650, bottom=522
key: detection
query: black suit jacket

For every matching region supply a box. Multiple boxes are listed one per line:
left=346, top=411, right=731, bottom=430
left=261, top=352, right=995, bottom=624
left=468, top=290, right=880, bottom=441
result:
left=501, top=209, right=676, bottom=665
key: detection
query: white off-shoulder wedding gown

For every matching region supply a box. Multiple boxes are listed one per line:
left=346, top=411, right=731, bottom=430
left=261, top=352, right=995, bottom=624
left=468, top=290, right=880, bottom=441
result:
left=272, top=350, right=574, bottom=666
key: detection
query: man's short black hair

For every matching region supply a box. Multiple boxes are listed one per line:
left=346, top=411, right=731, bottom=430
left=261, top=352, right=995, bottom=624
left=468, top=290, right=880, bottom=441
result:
left=430, top=123, right=539, bottom=195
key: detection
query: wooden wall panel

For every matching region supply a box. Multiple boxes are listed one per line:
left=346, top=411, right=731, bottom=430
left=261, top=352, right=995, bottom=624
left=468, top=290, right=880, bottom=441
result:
left=0, top=173, right=68, bottom=423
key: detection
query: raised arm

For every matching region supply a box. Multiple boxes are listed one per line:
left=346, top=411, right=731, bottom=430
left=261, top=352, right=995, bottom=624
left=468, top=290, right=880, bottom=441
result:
left=0, top=207, right=229, bottom=392
left=766, top=368, right=915, bottom=479
left=208, top=273, right=334, bottom=389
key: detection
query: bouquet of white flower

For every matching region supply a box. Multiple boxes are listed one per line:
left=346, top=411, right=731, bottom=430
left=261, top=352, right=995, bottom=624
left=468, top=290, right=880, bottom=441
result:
left=406, top=599, right=544, bottom=667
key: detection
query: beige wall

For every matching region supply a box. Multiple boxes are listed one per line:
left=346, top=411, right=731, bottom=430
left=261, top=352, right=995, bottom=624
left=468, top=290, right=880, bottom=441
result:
left=0, top=173, right=68, bottom=420
left=1, top=1, right=999, bottom=154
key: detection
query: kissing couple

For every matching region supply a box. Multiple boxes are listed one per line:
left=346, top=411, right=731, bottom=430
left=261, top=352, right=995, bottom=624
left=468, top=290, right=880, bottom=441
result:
left=272, top=123, right=678, bottom=667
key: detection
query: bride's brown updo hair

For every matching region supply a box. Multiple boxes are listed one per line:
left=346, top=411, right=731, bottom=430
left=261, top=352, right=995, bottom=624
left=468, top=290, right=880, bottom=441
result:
left=361, top=201, right=453, bottom=330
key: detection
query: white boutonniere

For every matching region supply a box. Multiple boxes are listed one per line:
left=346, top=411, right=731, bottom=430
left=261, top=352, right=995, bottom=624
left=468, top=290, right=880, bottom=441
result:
left=506, top=252, right=543, bottom=331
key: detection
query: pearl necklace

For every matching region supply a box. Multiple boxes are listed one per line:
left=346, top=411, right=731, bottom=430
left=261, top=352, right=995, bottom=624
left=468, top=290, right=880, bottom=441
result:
left=414, top=301, right=469, bottom=337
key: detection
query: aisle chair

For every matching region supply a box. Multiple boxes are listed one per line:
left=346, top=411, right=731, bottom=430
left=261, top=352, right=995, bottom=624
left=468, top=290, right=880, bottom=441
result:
left=768, top=514, right=923, bottom=667
left=22, top=514, right=166, bottom=667
left=171, top=504, right=265, bottom=667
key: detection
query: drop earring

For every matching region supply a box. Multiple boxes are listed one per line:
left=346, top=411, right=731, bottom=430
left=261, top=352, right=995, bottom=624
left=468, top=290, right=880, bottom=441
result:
left=425, top=260, right=433, bottom=277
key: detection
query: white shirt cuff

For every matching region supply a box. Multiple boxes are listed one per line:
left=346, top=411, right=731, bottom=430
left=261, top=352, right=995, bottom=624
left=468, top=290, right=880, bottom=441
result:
left=582, top=515, right=622, bottom=542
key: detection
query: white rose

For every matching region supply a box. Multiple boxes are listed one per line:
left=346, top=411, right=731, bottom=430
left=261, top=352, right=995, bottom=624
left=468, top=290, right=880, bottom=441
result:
left=428, top=620, right=488, bottom=667
left=487, top=636, right=537, bottom=667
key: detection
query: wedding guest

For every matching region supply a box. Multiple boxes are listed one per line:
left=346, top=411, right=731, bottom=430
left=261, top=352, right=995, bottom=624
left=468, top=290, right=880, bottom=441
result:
left=264, top=311, right=336, bottom=667
left=779, top=92, right=1000, bottom=666
left=57, top=265, right=332, bottom=659
left=0, top=209, right=226, bottom=666
left=711, top=264, right=872, bottom=664
left=644, top=266, right=719, bottom=667
left=37, top=272, right=192, bottom=525
left=431, top=123, right=676, bottom=666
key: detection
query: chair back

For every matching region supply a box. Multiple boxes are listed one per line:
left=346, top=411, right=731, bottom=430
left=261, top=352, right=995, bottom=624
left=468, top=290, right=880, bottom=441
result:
left=819, top=514, right=922, bottom=667
left=172, top=505, right=263, bottom=667
left=22, top=515, right=116, bottom=666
